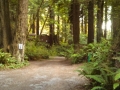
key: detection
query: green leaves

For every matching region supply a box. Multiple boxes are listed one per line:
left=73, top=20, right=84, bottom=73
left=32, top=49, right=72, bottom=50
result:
left=113, top=83, right=119, bottom=90
left=25, top=42, right=49, bottom=60
left=0, top=49, right=28, bottom=69
left=114, top=73, right=120, bottom=81
left=113, top=69, right=120, bottom=89
left=86, top=75, right=105, bottom=84
left=77, top=39, right=115, bottom=89
left=91, top=86, right=105, bottom=90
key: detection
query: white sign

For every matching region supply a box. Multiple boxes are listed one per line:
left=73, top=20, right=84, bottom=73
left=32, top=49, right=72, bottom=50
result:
left=19, top=44, right=23, bottom=49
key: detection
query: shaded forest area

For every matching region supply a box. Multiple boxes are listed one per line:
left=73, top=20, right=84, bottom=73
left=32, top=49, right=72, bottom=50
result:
left=1, top=0, right=120, bottom=89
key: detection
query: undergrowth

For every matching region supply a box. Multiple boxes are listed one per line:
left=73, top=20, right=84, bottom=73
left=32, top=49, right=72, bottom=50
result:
left=76, top=39, right=120, bottom=90
left=0, top=49, right=29, bottom=69
left=25, top=41, right=49, bottom=60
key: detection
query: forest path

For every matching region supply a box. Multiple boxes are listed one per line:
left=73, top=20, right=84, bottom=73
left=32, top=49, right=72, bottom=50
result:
left=0, top=56, right=88, bottom=90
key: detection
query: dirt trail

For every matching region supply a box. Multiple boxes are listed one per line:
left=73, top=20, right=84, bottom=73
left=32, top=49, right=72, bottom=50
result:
left=0, top=56, right=88, bottom=90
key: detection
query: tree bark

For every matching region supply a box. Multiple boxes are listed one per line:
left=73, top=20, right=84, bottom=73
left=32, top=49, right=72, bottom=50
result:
left=71, top=0, right=80, bottom=47
left=12, top=0, right=28, bottom=62
left=97, top=0, right=104, bottom=42
left=104, top=0, right=107, bottom=38
left=0, top=0, right=12, bottom=52
left=112, top=0, right=120, bottom=51
left=0, top=3, right=2, bottom=48
left=36, top=9, right=40, bottom=38
left=32, top=14, right=36, bottom=34
left=49, top=6, right=55, bottom=46
left=88, top=0, right=94, bottom=44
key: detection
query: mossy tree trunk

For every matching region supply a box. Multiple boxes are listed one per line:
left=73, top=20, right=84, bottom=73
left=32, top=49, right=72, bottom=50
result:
left=12, top=0, right=28, bottom=62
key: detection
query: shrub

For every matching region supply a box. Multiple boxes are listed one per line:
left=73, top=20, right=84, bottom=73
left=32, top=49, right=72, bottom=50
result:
left=69, top=38, right=112, bottom=64
left=0, top=49, right=29, bottom=69
left=77, top=39, right=117, bottom=90
left=25, top=41, right=49, bottom=60
left=56, top=43, right=74, bottom=58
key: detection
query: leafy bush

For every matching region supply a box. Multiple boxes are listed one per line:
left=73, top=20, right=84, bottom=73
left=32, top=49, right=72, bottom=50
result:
left=56, top=43, right=74, bottom=58
left=0, top=50, right=16, bottom=65
left=69, top=38, right=112, bottom=64
left=77, top=39, right=117, bottom=90
left=80, top=34, right=87, bottom=44
left=45, top=42, right=74, bottom=58
left=0, top=49, right=29, bottom=69
left=25, top=41, right=49, bottom=60
left=113, top=69, right=120, bottom=90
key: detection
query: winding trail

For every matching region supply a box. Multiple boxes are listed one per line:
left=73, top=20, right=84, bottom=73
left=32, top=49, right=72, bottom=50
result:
left=0, top=56, right=88, bottom=90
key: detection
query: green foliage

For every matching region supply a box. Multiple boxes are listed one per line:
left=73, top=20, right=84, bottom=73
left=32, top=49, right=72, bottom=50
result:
left=0, top=49, right=29, bottom=69
left=113, top=69, right=120, bottom=89
left=77, top=39, right=117, bottom=89
left=49, top=43, right=74, bottom=58
left=56, top=43, right=74, bottom=58
left=0, top=50, right=16, bottom=65
left=70, top=38, right=111, bottom=64
left=80, top=34, right=87, bottom=44
left=48, top=45, right=58, bottom=56
left=25, top=41, right=49, bottom=60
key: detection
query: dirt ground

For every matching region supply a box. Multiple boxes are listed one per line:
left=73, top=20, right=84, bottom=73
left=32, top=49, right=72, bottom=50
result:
left=0, top=56, right=88, bottom=90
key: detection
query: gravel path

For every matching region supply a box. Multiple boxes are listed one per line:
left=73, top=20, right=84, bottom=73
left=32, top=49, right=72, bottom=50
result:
left=0, top=56, right=88, bottom=90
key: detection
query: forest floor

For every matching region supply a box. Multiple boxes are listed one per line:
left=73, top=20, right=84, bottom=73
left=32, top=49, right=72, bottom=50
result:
left=0, top=56, right=88, bottom=90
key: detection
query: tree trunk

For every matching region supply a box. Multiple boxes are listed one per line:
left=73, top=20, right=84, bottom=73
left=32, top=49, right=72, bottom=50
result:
left=36, top=10, right=40, bottom=38
left=12, top=0, right=28, bottom=62
left=0, top=14, right=2, bottom=48
left=40, top=12, right=49, bottom=36
left=49, top=7, right=55, bottom=46
left=32, top=14, right=36, bottom=34
left=57, top=15, right=60, bottom=44
left=84, top=15, right=87, bottom=34
left=88, top=0, right=94, bottom=44
left=97, top=0, right=104, bottom=42
left=104, top=0, right=107, bottom=38
left=112, top=0, right=120, bottom=51
left=0, top=0, right=12, bottom=52
left=0, top=3, right=2, bottom=48
left=71, top=0, right=80, bottom=47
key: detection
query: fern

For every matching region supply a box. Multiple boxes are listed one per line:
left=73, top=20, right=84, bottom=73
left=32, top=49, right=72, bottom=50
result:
left=91, top=86, right=105, bottom=90
left=113, top=83, right=119, bottom=90
left=86, top=75, right=105, bottom=84
left=114, top=72, right=120, bottom=81
left=77, top=39, right=115, bottom=89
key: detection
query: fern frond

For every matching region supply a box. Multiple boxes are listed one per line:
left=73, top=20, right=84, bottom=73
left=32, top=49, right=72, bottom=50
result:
left=115, top=73, right=120, bottom=81
left=91, top=86, right=105, bottom=90
left=113, top=83, right=119, bottom=90
left=86, top=75, right=105, bottom=84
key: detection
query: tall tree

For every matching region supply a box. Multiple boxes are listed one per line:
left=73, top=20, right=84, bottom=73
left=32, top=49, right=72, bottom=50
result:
left=96, top=0, right=104, bottom=42
left=71, top=0, right=80, bottom=47
left=88, top=0, right=94, bottom=43
left=12, top=0, right=28, bottom=62
left=49, top=6, right=55, bottom=46
left=0, top=3, right=2, bottom=48
left=0, top=0, right=12, bottom=52
left=104, top=0, right=107, bottom=38
left=36, top=7, right=40, bottom=37
left=112, top=0, right=120, bottom=51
